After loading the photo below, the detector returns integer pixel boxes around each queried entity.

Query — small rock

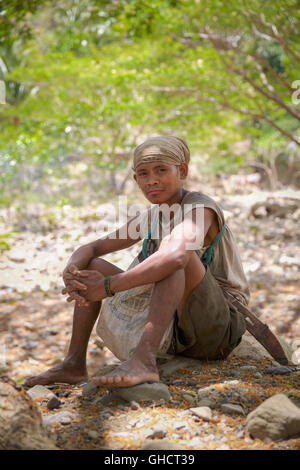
[181,393,195,402]
[43,411,77,427]
[26,385,56,401]
[239,365,257,372]
[189,406,212,421]
[197,385,216,399]
[47,396,61,410]
[254,372,263,379]
[130,400,140,410]
[264,366,291,375]
[197,399,214,408]
[246,393,300,441]
[229,331,294,363]
[221,403,244,415]
[87,430,99,440]
[82,382,97,397]
[147,427,167,439]
[158,357,201,377]
[115,382,170,402]
[141,440,186,450]
[8,251,25,262]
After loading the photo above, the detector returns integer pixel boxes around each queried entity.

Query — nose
[146,173,159,187]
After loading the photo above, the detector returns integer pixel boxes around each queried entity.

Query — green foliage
[0,0,299,205]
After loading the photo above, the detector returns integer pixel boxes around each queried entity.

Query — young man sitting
[25,136,249,389]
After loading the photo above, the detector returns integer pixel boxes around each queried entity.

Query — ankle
[63,355,87,372]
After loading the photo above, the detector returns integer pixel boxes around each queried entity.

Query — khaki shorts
[169,266,246,360]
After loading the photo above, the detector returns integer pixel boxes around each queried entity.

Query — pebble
[26,385,56,401]
[87,430,99,440]
[181,393,195,402]
[47,396,61,410]
[264,366,291,375]
[221,403,244,415]
[115,382,171,402]
[82,382,98,397]
[130,400,140,410]
[189,406,212,422]
[239,365,257,372]
[146,427,167,439]
[197,399,213,408]
[43,411,77,427]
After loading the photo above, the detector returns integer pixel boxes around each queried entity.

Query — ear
[178,162,188,180]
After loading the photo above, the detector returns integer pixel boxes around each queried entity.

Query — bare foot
[92,355,159,388]
[24,362,87,387]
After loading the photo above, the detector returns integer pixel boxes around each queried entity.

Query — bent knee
[87,258,105,271]
[87,258,124,276]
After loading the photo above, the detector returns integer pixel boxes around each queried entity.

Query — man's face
[133,161,188,205]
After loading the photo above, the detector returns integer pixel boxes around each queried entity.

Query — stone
[82,382,97,397]
[130,400,140,410]
[146,427,167,439]
[87,430,99,440]
[47,396,61,410]
[26,385,56,401]
[221,403,244,415]
[229,331,295,364]
[263,366,291,375]
[43,411,77,428]
[141,440,186,450]
[114,382,171,402]
[239,365,257,372]
[189,406,212,421]
[157,356,202,377]
[181,393,195,402]
[246,394,300,441]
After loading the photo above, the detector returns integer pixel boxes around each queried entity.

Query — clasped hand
[62,264,106,307]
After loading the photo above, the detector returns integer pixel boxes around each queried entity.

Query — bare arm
[63,214,141,272]
[109,207,217,293]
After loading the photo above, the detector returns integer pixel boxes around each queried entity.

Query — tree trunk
[0,376,57,450]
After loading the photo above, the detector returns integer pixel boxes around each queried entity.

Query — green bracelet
[104,276,115,297]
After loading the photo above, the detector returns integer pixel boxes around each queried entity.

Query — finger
[67,279,87,290]
[75,270,91,277]
[62,285,79,294]
[66,292,86,303]
[68,264,79,274]
[64,273,78,280]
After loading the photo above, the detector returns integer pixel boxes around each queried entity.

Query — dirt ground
[0,181,300,450]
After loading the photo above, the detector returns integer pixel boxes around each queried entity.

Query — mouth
[147,189,164,195]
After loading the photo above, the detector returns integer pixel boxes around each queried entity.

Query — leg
[24,258,123,386]
[94,251,205,388]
